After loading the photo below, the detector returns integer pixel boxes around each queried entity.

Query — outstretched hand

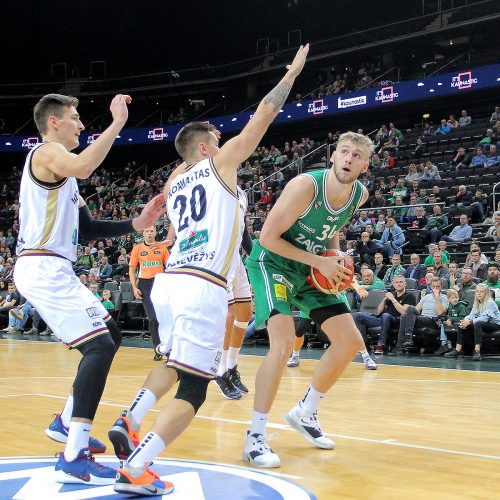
[132,194,166,232]
[110,94,132,125]
[286,44,310,78]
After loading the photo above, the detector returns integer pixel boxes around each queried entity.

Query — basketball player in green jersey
[242,131,373,468]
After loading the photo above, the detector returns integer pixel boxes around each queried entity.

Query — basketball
[308,249,354,294]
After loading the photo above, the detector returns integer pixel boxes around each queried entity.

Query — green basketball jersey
[249,168,365,277]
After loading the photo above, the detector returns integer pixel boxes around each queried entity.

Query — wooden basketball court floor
[1,337,500,499]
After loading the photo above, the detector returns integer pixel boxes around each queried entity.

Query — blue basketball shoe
[55,448,116,485]
[45,414,107,454]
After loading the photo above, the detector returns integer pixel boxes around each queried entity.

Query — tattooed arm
[214,44,309,177]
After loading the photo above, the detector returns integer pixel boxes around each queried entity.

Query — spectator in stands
[381,150,395,169]
[373,213,386,238]
[390,277,449,355]
[449,146,472,173]
[425,204,449,243]
[370,190,387,211]
[404,164,420,185]
[77,247,95,269]
[354,275,416,355]
[440,213,472,243]
[112,254,129,281]
[452,266,475,301]
[392,196,408,223]
[408,205,428,228]
[424,243,449,266]
[485,212,500,242]
[470,146,487,173]
[352,210,372,234]
[435,289,468,355]
[449,186,473,216]
[0,282,20,325]
[359,268,385,291]
[483,262,500,306]
[417,187,428,205]
[405,254,426,281]
[470,188,487,221]
[485,144,500,167]
[447,115,458,129]
[383,254,405,286]
[79,274,88,288]
[375,215,405,257]
[7,301,37,335]
[445,284,500,361]
[356,232,378,266]
[411,138,427,160]
[438,240,451,261]
[448,261,462,288]
[435,119,452,135]
[458,109,472,127]
[419,160,441,186]
[490,106,500,125]
[469,249,488,281]
[479,129,496,147]
[418,269,435,293]
[371,253,389,281]
[405,193,419,221]
[433,251,450,288]
[101,289,115,312]
[0,261,14,284]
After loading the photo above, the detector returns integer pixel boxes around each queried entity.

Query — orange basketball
[308,249,354,294]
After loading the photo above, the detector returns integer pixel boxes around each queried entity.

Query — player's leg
[137,278,161,359]
[227,299,252,392]
[284,291,364,450]
[213,302,242,399]
[288,314,310,367]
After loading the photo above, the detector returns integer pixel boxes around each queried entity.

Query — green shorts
[246,256,349,328]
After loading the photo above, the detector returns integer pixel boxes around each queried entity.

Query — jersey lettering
[174,185,207,232]
[295,233,323,254]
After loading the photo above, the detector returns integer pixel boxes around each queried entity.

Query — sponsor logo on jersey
[85,307,101,318]
[0,457,316,499]
[142,260,163,267]
[451,71,477,90]
[92,321,101,327]
[375,86,399,103]
[140,251,149,256]
[179,230,208,252]
[71,227,78,246]
[337,95,366,109]
[295,233,324,254]
[314,201,322,209]
[147,127,169,141]
[272,273,294,291]
[307,99,329,115]
[274,283,288,301]
[22,137,40,149]
[87,133,101,145]
[298,221,315,234]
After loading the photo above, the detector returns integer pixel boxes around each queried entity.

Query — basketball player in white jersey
[14,93,164,486]
[215,186,254,399]
[109,44,309,496]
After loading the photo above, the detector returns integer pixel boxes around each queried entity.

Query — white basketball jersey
[165,158,241,283]
[237,186,248,239]
[16,143,80,261]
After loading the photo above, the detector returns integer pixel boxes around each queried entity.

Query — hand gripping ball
[308,249,354,294]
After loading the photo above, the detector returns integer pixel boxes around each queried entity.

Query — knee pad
[174,371,210,414]
[233,320,249,329]
[106,318,122,351]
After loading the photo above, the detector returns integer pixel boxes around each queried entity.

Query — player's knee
[174,371,210,414]
[106,318,122,351]
[270,335,295,362]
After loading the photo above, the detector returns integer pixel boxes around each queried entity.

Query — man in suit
[405,253,426,282]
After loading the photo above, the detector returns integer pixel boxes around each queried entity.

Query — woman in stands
[445,284,500,361]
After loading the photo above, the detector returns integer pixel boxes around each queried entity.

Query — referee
[129,226,169,359]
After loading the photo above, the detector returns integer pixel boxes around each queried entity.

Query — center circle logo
[0,457,317,499]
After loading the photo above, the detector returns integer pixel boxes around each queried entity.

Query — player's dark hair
[174,122,213,160]
[34,93,79,135]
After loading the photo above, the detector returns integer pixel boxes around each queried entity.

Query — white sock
[292,350,300,357]
[227,346,240,370]
[129,388,157,425]
[128,432,166,468]
[64,421,91,461]
[250,410,269,436]
[60,394,74,428]
[300,385,324,414]
[359,348,370,360]
[217,350,228,377]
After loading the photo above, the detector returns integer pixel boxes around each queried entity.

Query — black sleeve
[241,223,253,255]
[79,205,135,241]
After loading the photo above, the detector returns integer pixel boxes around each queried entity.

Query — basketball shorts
[227,259,252,305]
[152,269,227,379]
[13,255,110,348]
[246,256,349,328]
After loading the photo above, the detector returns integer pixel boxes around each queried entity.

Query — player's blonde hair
[337,131,374,156]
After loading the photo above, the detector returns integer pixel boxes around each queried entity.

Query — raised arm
[32,95,131,180]
[213,45,309,176]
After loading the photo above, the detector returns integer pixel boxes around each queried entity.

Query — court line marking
[5,392,500,463]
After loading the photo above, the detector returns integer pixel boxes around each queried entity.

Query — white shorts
[152,270,227,378]
[226,259,252,305]
[13,254,110,348]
